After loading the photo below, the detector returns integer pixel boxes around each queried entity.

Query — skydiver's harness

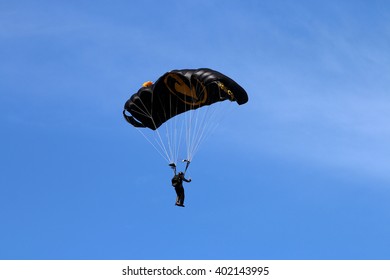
[170,160,190,188]
[171,161,190,188]
[171,175,181,188]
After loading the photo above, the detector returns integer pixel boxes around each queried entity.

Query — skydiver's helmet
[178,172,184,177]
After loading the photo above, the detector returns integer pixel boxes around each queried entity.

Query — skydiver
[171,171,191,207]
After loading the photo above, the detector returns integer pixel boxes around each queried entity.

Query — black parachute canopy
[123,68,248,130]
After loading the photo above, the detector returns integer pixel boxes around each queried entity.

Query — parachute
[123,68,248,169]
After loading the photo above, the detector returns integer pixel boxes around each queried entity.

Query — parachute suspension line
[195,85,226,156]
[185,80,198,163]
[188,107,210,161]
[194,82,218,159]
[183,80,198,162]
[158,87,184,166]
[184,78,217,162]
[186,81,206,161]
[174,101,185,165]
[134,127,170,163]
[153,87,183,165]
[155,124,172,163]
[187,82,235,161]
[135,96,172,163]
[185,104,191,162]
[152,89,174,163]
[166,87,183,165]
[188,104,213,161]
[170,91,183,165]
[164,90,175,163]
[191,101,224,159]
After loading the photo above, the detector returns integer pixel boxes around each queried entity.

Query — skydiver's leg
[174,186,185,206]
[175,187,181,205]
[180,188,185,205]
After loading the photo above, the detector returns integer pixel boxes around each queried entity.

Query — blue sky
[1,0,390,259]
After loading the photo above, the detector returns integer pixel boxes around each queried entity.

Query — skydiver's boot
[178,196,185,207]
[175,196,180,206]
[175,197,184,207]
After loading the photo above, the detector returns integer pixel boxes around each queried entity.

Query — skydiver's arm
[183,177,191,183]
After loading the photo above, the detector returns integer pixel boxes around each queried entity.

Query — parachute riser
[183,159,191,175]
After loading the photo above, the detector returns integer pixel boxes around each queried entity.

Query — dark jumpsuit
[172,175,191,206]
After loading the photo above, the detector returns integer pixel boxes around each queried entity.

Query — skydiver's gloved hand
[188,179,192,182]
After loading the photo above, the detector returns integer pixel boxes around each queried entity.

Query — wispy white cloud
[229,2,390,180]
[244,81,390,180]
